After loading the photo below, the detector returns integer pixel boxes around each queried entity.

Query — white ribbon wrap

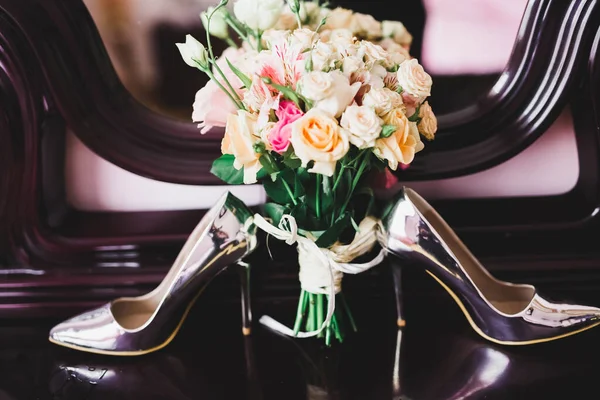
[253,213,385,338]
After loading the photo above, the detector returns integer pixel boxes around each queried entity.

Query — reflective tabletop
[1,274,600,400]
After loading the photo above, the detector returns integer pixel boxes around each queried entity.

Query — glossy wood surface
[1,0,600,316]
[1,267,600,399]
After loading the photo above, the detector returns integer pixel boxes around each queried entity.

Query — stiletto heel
[391,261,405,329]
[49,191,258,355]
[380,187,600,345]
[238,261,253,336]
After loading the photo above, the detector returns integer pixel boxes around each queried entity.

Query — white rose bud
[234,0,283,31]
[200,7,229,40]
[176,34,209,70]
[396,59,432,102]
[298,70,362,118]
[382,20,413,47]
[341,104,383,149]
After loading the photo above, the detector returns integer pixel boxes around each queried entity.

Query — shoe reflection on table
[394,321,600,400]
[48,335,263,400]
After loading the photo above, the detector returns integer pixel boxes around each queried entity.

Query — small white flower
[396,59,432,102]
[310,41,338,71]
[200,7,229,40]
[341,104,383,149]
[176,34,209,70]
[234,0,283,31]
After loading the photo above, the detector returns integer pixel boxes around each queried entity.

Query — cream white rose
[409,121,425,153]
[273,11,298,30]
[358,41,388,67]
[290,108,350,176]
[378,38,409,66]
[310,41,338,71]
[200,7,229,40]
[373,111,421,170]
[362,87,402,116]
[382,20,413,46]
[298,70,361,118]
[418,101,437,140]
[291,28,318,49]
[233,0,283,31]
[341,104,383,149]
[342,55,365,77]
[350,13,382,39]
[299,1,321,24]
[221,111,263,184]
[396,59,432,102]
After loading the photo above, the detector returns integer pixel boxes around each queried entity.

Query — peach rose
[350,13,382,39]
[374,111,421,170]
[418,101,437,140]
[221,111,263,184]
[290,108,350,176]
[396,59,432,103]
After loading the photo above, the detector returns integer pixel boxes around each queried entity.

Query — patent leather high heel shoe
[381,187,600,345]
[49,192,258,356]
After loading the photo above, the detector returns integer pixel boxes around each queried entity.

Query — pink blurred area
[421,0,528,74]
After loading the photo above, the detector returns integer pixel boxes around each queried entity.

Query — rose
[340,104,383,149]
[233,0,283,31]
[298,70,361,118]
[418,101,437,140]
[192,80,237,134]
[341,55,365,77]
[267,101,304,153]
[323,7,354,30]
[290,108,350,176]
[382,20,413,47]
[358,41,387,64]
[291,28,318,49]
[310,41,338,71]
[378,38,410,66]
[362,87,402,116]
[200,7,229,40]
[274,12,298,31]
[373,111,421,170]
[409,120,425,153]
[221,111,263,184]
[176,34,209,70]
[396,59,432,102]
[350,13,382,39]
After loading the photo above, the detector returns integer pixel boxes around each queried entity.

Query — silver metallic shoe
[49,191,257,356]
[381,187,600,345]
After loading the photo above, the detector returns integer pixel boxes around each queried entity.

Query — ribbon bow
[253,213,385,338]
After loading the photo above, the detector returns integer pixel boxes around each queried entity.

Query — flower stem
[282,179,298,206]
[316,174,321,219]
[306,294,315,331]
[293,290,307,335]
[316,293,324,338]
[205,5,246,110]
[338,151,371,216]
[205,70,244,110]
[225,37,238,48]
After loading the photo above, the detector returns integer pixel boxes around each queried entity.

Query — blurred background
[71,0,578,212]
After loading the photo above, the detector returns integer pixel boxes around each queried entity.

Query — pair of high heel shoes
[49,188,600,355]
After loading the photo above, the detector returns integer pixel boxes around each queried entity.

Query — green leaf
[259,153,280,175]
[226,58,252,89]
[263,202,288,226]
[290,202,308,226]
[261,77,302,108]
[263,169,296,205]
[294,172,306,198]
[315,213,351,248]
[210,154,244,184]
[408,105,422,122]
[380,124,396,138]
[283,148,302,169]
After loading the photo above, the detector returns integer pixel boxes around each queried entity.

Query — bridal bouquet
[177,0,436,345]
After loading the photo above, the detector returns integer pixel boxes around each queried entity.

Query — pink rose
[192,81,237,134]
[268,101,304,153]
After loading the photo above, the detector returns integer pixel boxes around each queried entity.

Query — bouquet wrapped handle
[253,214,386,338]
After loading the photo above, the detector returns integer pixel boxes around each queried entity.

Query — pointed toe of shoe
[49,304,124,352]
